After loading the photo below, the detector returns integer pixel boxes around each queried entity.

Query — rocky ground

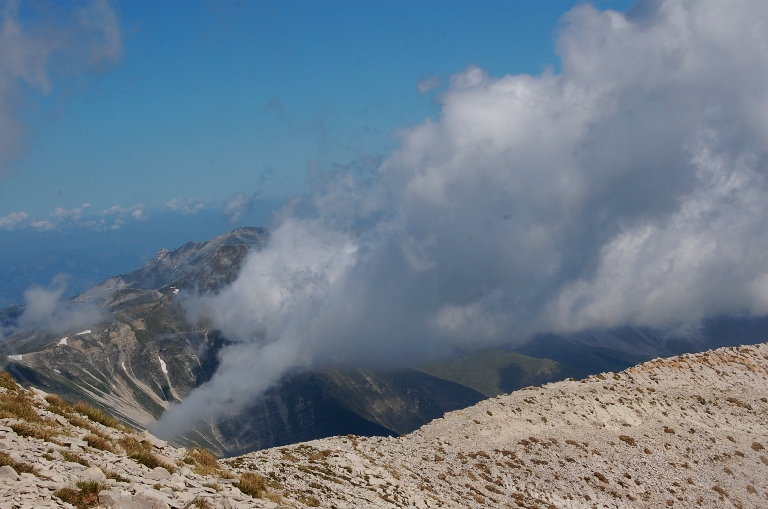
[2,343,768,508]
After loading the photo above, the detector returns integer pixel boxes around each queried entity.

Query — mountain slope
[225,342,768,508]
[3,342,766,509]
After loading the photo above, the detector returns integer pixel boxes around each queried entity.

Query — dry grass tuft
[0,450,37,475]
[0,390,42,422]
[60,450,90,467]
[185,447,229,476]
[10,422,59,442]
[118,436,175,473]
[0,371,19,392]
[238,472,269,498]
[53,481,110,509]
[84,434,115,453]
[73,401,122,429]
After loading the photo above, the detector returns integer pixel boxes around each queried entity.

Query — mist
[156,0,768,435]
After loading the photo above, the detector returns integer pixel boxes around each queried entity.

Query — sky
[0,0,633,305]
[3,0,768,434]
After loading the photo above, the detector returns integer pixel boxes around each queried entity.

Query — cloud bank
[157,0,768,434]
[12,275,103,336]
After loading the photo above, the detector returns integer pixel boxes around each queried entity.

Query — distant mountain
[0,227,486,456]
[4,226,767,458]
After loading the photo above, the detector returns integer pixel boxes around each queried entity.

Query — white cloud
[223,193,252,223]
[166,197,207,215]
[16,275,103,334]
[417,75,441,94]
[0,211,27,230]
[0,0,121,182]
[157,0,768,434]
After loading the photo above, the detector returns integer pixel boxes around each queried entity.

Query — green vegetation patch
[419,350,562,397]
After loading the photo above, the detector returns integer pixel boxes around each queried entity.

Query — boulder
[148,466,172,480]
[0,465,18,481]
[81,466,107,482]
[133,491,171,509]
[99,489,123,507]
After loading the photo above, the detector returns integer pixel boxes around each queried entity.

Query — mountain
[0,227,489,456]
[4,225,767,459]
[2,342,766,508]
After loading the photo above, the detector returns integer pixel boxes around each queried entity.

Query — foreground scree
[2,343,768,508]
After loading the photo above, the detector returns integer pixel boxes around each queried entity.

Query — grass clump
[193,499,211,509]
[73,401,121,429]
[0,371,20,391]
[297,493,320,506]
[45,394,74,417]
[84,434,115,453]
[10,422,59,442]
[118,436,175,473]
[0,390,42,422]
[53,481,110,509]
[239,472,268,498]
[61,450,90,467]
[101,468,130,483]
[185,447,224,476]
[0,450,37,475]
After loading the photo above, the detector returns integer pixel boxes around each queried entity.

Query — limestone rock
[0,465,18,481]
[81,465,107,482]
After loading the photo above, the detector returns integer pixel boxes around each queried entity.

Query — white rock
[148,467,171,480]
[0,465,18,481]
[133,491,171,509]
[99,489,123,507]
[81,466,107,482]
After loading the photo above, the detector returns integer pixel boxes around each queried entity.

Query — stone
[81,466,107,482]
[99,489,123,507]
[148,467,171,480]
[133,491,171,509]
[0,465,18,481]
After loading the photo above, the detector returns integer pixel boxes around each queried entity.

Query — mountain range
[1,226,767,458]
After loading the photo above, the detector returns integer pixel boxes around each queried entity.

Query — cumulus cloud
[157,0,768,434]
[15,275,103,335]
[0,0,121,181]
[0,211,27,230]
[166,197,208,215]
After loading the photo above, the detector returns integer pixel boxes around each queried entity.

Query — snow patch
[8,355,22,361]
[173,288,179,295]
[158,356,168,375]
[76,330,91,336]
[53,369,61,374]
[121,362,126,371]
[58,337,67,346]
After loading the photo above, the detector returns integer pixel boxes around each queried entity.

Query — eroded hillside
[2,343,767,508]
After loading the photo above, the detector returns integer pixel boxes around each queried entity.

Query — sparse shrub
[751,441,764,451]
[713,485,727,497]
[663,426,675,434]
[0,451,37,475]
[73,402,121,429]
[308,449,332,461]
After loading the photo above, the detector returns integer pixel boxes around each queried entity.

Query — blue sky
[0,0,635,304]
